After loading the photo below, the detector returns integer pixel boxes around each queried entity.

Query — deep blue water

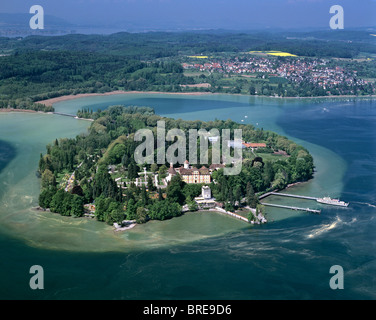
[278,100,376,205]
[0,97,375,300]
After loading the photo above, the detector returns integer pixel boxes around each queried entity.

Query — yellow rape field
[188,55,209,59]
[266,51,297,57]
[249,50,297,57]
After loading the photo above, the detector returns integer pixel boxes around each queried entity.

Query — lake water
[0,94,375,299]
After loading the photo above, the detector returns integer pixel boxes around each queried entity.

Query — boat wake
[351,201,376,209]
[306,216,341,239]
[365,203,376,209]
[306,216,357,239]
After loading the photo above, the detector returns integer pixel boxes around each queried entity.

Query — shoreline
[35,90,376,107]
[0,108,38,113]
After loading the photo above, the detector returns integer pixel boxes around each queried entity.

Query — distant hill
[0,13,72,28]
[0,13,74,37]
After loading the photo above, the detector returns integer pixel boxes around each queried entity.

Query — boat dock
[268,192,318,201]
[259,191,320,214]
[258,191,348,213]
[259,191,318,201]
[260,202,321,214]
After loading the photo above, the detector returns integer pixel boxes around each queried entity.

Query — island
[37,105,314,229]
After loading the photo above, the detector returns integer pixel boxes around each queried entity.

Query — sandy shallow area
[35,90,215,106]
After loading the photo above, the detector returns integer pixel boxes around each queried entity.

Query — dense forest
[1,30,375,59]
[0,50,190,112]
[38,105,314,225]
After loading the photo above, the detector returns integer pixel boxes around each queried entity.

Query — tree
[50,189,66,214]
[159,164,168,178]
[262,161,274,188]
[70,194,84,217]
[107,143,126,164]
[147,174,155,192]
[272,169,288,190]
[158,188,164,201]
[41,169,56,188]
[148,200,182,220]
[151,163,159,173]
[136,207,147,224]
[248,210,255,222]
[233,185,242,206]
[38,186,57,209]
[183,183,202,200]
[106,201,124,225]
[187,200,198,211]
[225,202,235,212]
[94,195,108,221]
[140,185,149,205]
[246,182,258,208]
[61,192,73,216]
[166,175,185,205]
[126,198,137,220]
[128,161,138,180]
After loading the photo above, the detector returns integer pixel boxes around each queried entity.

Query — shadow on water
[0,140,17,175]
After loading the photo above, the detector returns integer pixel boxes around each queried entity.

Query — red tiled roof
[243,142,266,148]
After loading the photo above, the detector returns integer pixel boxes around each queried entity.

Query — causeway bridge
[53,112,76,118]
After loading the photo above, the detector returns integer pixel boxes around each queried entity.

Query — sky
[1,0,375,31]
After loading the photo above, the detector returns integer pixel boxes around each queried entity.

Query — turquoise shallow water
[0,95,375,299]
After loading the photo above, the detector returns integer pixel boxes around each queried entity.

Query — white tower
[202,186,211,199]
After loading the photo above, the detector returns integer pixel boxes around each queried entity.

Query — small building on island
[242,142,267,150]
[194,186,216,209]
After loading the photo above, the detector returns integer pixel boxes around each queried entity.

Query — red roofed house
[242,142,267,150]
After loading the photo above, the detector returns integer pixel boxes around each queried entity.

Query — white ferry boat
[317,197,349,207]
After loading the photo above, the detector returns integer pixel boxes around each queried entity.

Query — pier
[258,191,318,201]
[260,202,321,214]
[267,192,318,201]
[259,191,320,214]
